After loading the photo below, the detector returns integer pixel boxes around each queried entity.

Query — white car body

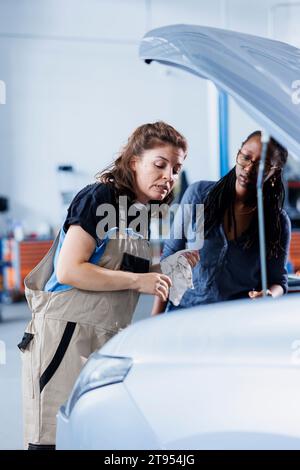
[57,296,300,449]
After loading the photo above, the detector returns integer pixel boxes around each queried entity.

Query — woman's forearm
[57,262,138,292]
[151,295,167,316]
[57,261,172,301]
[269,284,284,298]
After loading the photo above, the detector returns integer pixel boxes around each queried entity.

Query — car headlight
[62,352,132,418]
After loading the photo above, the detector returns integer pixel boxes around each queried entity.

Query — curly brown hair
[97,121,188,204]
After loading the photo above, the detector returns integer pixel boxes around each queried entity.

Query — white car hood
[139,24,300,158]
[101,295,300,367]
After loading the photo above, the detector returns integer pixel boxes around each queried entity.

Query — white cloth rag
[160,249,194,306]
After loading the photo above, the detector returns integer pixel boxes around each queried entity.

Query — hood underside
[140,24,300,158]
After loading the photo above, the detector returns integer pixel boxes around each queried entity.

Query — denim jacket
[162,181,291,310]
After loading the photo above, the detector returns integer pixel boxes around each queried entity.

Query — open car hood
[139,24,300,158]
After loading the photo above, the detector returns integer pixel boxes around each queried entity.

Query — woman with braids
[19,121,199,448]
[152,130,291,314]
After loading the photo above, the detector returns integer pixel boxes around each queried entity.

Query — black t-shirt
[63,182,150,244]
[63,183,118,245]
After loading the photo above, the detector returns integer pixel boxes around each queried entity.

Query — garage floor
[0,294,154,450]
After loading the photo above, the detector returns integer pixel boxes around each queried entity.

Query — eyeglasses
[236,150,282,174]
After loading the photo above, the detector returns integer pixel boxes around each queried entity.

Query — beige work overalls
[19,230,151,449]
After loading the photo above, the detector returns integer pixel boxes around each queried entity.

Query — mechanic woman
[18,121,199,449]
[152,130,291,315]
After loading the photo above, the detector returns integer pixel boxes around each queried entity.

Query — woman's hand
[248,289,272,298]
[182,250,200,268]
[248,284,284,299]
[136,273,172,301]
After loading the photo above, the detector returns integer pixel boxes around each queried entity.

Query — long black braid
[204,131,288,258]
